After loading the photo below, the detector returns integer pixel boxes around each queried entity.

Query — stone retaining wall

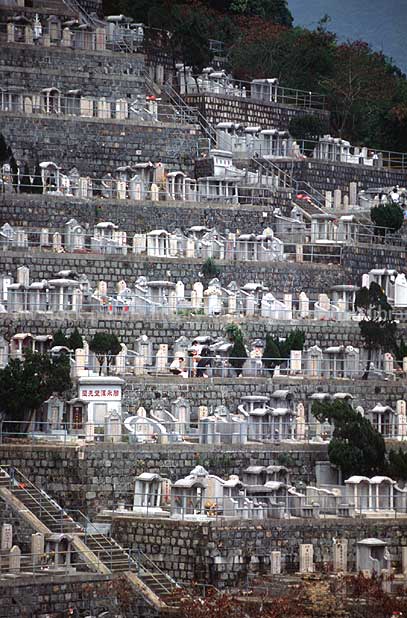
[185,93,329,132]
[0,193,292,233]
[0,444,326,516]
[277,159,407,194]
[0,573,157,618]
[0,44,145,98]
[2,312,403,349]
[0,249,345,293]
[0,113,199,176]
[122,376,406,421]
[111,516,407,587]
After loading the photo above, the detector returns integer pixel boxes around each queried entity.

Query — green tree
[289,115,329,156]
[225,323,247,376]
[393,336,407,367]
[312,399,386,479]
[52,329,69,348]
[262,333,281,375]
[0,351,71,429]
[31,160,43,195]
[371,201,404,234]
[0,133,8,165]
[279,329,305,358]
[201,257,220,280]
[9,154,19,193]
[68,328,83,351]
[229,0,293,25]
[387,448,407,482]
[262,330,305,372]
[90,333,122,375]
[321,41,399,139]
[355,282,397,379]
[19,162,32,194]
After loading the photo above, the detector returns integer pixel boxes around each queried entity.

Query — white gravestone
[299,292,309,318]
[31,532,45,566]
[296,402,306,441]
[156,344,168,372]
[1,524,12,550]
[9,545,21,574]
[299,544,314,573]
[270,550,282,575]
[85,421,95,442]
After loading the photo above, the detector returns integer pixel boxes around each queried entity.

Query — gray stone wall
[0,113,199,176]
[111,516,407,587]
[0,312,375,348]
[276,159,407,193]
[0,444,326,516]
[0,500,36,553]
[0,249,346,293]
[1,195,405,273]
[185,94,329,132]
[122,376,407,422]
[0,193,292,233]
[0,573,158,618]
[0,44,145,98]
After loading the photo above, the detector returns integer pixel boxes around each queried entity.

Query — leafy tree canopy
[262,329,305,369]
[0,351,71,425]
[68,327,84,351]
[201,257,220,280]
[103,0,407,151]
[355,282,397,377]
[52,329,69,348]
[262,334,281,370]
[225,323,248,374]
[0,133,9,165]
[371,201,404,233]
[312,400,386,478]
[90,332,122,375]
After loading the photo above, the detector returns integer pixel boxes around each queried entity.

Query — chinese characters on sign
[80,389,120,398]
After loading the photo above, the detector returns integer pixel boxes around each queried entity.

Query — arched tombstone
[9,545,21,574]
[295,402,306,441]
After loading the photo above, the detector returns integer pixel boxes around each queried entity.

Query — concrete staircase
[0,466,181,611]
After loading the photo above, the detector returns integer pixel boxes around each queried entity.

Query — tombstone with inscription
[299,544,314,573]
[1,524,12,551]
[31,532,45,566]
[333,539,348,573]
[270,550,282,575]
[104,410,122,443]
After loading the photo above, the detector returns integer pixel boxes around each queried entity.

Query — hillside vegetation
[103,0,407,153]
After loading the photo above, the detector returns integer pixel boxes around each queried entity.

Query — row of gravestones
[1,523,45,574]
[271,540,345,575]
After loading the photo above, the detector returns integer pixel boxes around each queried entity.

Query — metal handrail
[251,155,332,212]
[162,80,217,145]
[71,508,175,590]
[0,465,77,531]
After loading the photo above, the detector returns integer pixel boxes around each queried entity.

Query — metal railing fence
[0,414,405,445]
[65,492,407,521]
[0,228,350,262]
[0,90,197,126]
[183,78,326,110]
